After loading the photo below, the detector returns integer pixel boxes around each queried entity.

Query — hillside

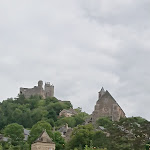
[0,95,150,150]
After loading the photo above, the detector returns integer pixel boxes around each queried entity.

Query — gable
[34,130,54,144]
[97,91,125,114]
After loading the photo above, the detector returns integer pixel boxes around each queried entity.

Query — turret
[44,82,54,97]
[38,80,43,88]
[98,87,105,99]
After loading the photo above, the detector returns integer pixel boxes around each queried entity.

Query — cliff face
[92,88,125,123]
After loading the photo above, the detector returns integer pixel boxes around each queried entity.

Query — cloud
[0,0,150,120]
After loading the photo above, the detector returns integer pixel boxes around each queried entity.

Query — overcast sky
[0,0,150,120]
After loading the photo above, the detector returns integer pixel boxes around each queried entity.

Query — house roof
[60,108,77,115]
[34,130,54,144]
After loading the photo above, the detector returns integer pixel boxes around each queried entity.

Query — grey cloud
[0,0,150,120]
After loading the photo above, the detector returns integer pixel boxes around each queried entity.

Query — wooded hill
[0,95,150,150]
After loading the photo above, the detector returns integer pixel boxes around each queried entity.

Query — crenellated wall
[20,80,54,98]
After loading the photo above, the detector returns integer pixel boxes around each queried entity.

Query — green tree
[12,108,23,124]
[96,117,113,128]
[74,112,89,126]
[4,123,24,145]
[84,145,107,150]
[53,131,65,150]
[0,144,2,150]
[56,117,76,128]
[92,131,110,149]
[67,124,94,149]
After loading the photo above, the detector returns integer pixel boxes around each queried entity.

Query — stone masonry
[31,130,55,150]
[92,87,125,123]
[20,80,54,99]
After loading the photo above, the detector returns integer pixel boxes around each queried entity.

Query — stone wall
[20,80,54,98]
[44,82,54,97]
[92,88,125,123]
[31,142,55,150]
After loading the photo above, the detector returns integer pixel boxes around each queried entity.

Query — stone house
[58,123,73,141]
[59,108,77,117]
[31,130,55,150]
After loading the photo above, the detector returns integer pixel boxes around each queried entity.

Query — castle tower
[38,80,43,88]
[44,82,54,97]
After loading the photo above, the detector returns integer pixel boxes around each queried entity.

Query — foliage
[4,123,24,145]
[92,131,110,149]
[53,131,65,150]
[105,117,150,150]
[0,144,2,150]
[66,124,94,149]
[1,95,150,150]
[84,145,107,150]
[0,96,72,130]
[56,111,89,128]
[96,117,113,128]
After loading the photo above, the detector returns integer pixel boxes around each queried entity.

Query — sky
[0,0,150,120]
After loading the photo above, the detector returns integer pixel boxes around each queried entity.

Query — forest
[0,95,150,150]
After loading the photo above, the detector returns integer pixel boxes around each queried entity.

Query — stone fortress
[91,87,125,123]
[20,80,54,99]
[19,80,125,123]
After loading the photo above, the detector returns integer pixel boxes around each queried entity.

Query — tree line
[0,95,150,150]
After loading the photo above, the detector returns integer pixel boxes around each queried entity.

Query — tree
[92,131,110,149]
[105,117,150,150]
[96,117,113,128]
[66,124,94,149]
[12,108,23,124]
[53,131,65,150]
[0,144,2,150]
[74,112,89,126]
[4,123,24,145]
[56,116,76,128]
[47,109,57,121]
[84,145,107,150]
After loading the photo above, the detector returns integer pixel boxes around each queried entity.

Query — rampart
[20,80,54,98]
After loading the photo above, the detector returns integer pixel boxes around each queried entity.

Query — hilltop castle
[91,88,125,123]
[20,80,54,98]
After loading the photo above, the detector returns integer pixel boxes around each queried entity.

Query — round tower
[38,80,43,88]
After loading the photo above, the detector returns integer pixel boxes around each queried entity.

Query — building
[59,108,77,117]
[24,128,30,141]
[31,130,55,150]
[20,80,54,98]
[0,134,8,142]
[0,129,30,142]
[92,87,125,123]
[58,123,73,141]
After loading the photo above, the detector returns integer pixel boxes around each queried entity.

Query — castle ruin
[92,87,125,123]
[20,80,54,98]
